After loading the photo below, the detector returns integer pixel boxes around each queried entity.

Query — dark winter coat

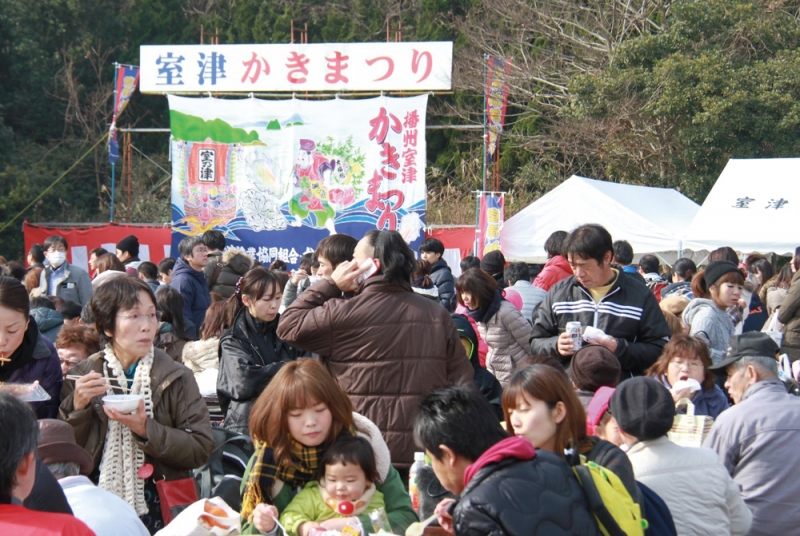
[169,257,211,334]
[1,319,62,419]
[453,449,600,536]
[277,276,473,467]
[210,249,255,300]
[430,258,456,311]
[780,270,800,361]
[216,309,300,434]
[531,270,671,375]
[154,322,190,362]
[30,307,64,343]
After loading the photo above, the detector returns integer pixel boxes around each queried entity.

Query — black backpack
[192,427,255,511]
[636,481,677,536]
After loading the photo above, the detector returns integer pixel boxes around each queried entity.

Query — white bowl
[102,394,143,414]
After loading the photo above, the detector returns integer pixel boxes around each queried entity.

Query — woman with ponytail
[217,266,302,434]
[682,261,745,363]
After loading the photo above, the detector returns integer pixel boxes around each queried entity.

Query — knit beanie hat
[480,250,506,274]
[570,346,621,392]
[610,377,675,441]
[704,260,740,288]
[116,235,140,257]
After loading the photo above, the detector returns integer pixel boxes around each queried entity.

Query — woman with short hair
[59,277,214,532]
[646,334,728,419]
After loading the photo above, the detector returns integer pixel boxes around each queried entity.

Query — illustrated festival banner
[109,65,140,164]
[168,95,428,267]
[141,43,452,93]
[485,56,511,164]
[475,193,504,258]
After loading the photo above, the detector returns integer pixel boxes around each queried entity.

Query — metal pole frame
[110,63,119,222]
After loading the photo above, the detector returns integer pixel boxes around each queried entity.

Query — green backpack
[570,454,647,536]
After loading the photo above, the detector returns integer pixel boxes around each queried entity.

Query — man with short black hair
[36,236,92,307]
[169,236,210,334]
[419,237,455,311]
[157,257,175,286]
[137,261,160,293]
[0,393,94,535]
[638,254,667,298]
[530,224,670,376]
[612,240,645,285]
[504,262,546,321]
[704,332,800,536]
[27,244,45,271]
[201,229,226,283]
[57,301,83,326]
[279,230,472,467]
[414,385,599,536]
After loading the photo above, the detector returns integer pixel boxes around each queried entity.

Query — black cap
[609,377,674,441]
[709,332,780,374]
[480,250,506,274]
[116,235,139,257]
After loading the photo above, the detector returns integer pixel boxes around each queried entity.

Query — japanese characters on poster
[168,95,428,267]
[476,193,504,258]
[141,43,452,93]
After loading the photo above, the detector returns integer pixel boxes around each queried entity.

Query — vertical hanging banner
[485,57,512,164]
[476,193,504,258]
[109,65,140,164]
[168,95,427,266]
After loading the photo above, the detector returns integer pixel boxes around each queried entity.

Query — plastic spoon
[405,514,437,536]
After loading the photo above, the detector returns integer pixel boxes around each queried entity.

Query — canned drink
[566,321,583,351]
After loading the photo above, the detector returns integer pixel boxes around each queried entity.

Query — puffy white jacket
[477,300,532,387]
[627,436,751,536]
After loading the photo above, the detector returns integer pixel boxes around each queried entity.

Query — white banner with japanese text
[168,95,427,267]
[141,42,452,93]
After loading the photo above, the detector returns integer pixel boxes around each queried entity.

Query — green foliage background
[1,0,799,259]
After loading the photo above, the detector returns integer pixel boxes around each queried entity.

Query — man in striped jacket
[530,224,670,376]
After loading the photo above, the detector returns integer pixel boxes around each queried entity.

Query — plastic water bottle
[409,451,425,514]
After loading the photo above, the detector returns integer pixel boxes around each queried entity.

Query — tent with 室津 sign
[502,176,700,264]
[682,158,800,255]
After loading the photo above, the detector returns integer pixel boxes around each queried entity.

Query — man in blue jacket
[169,236,209,339]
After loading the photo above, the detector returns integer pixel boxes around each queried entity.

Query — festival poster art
[168,95,427,267]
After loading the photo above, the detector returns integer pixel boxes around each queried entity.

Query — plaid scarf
[240,439,325,522]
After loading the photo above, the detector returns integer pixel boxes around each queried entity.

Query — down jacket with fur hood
[210,248,255,300]
[477,300,532,386]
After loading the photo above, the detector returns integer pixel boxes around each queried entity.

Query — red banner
[23,221,172,273]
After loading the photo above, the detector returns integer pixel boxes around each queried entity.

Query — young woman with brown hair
[646,334,728,419]
[240,359,416,535]
[456,268,531,386]
[682,261,745,363]
[502,364,640,502]
[216,266,301,434]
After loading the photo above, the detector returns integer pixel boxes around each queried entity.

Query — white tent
[503,176,700,263]
[682,158,800,255]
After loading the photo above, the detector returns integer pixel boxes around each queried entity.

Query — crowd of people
[1,224,800,536]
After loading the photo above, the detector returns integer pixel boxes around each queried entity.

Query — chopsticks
[64,375,133,392]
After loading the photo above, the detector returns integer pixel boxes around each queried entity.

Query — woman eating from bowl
[646,334,728,419]
[59,277,214,533]
[240,358,417,535]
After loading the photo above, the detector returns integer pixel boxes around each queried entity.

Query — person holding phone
[278,230,473,469]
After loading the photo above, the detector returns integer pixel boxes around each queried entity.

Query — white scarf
[98,344,155,516]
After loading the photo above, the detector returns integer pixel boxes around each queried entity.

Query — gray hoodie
[682,298,734,363]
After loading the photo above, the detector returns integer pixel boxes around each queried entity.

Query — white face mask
[48,251,67,267]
